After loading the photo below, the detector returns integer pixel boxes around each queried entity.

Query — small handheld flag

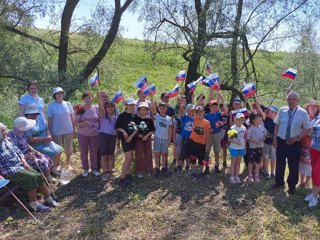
[206,63,211,75]
[89,72,99,88]
[112,91,124,104]
[187,81,197,93]
[175,70,186,82]
[143,83,156,96]
[242,83,256,98]
[212,73,220,90]
[281,68,297,80]
[168,84,179,98]
[203,74,215,88]
[135,75,148,90]
[231,108,249,117]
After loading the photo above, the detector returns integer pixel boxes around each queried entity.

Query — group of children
[96,88,278,185]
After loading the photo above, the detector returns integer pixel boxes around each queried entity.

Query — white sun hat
[14,117,36,132]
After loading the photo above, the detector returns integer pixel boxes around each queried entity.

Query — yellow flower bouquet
[227,129,238,139]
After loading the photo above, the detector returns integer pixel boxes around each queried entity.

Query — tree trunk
[58,0,80,86]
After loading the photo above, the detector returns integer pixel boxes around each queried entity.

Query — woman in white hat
[47,87,75,167]
[8,117,56,183]
[24,104,63,176]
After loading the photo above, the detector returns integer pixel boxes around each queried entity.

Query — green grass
[1,150,320,239]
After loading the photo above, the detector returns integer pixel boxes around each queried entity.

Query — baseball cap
[235,113,245,119]
[125,98,136,105]
[209,100,218,105]
[24,104,40,115]
[137,102,149,109]
[160,92,169,98]
[268,105,279,113]
[186,104,195,111]
[158,101,167,107]
[195,106,204,111]
[233,97,241,103]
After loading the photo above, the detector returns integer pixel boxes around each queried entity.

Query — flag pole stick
[4,186,39,222]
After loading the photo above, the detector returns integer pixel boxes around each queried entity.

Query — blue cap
[233,97,241,103]
[268,105,278,113]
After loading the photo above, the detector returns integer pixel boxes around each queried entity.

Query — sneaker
[235,177,241,183]
[214,166,221,173]
[46,175,57,183]
[263,172,270,179]
[137,173,143,178]
[247,176,254,182]
[120,178,132,185]
[308,196,319,208]
[287,188,296,194]
[304,193,314,202]
[92,170,100,177]
[230,177,236,184]
[33,203,50,212]
[223,161,228,168]
[45,199,59,208]
[82,170,89,177]
[254,176,260,183]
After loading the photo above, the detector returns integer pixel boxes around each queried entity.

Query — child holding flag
[152,102,172,176]
[115,98,139,185]
[228,113,247,183]
[187,106,211,178]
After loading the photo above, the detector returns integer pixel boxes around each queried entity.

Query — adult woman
[8,117,55,182]
[24,104,63,175]
[47,87,75,167]
[0,123,58,212]
[299,100,320,188]
[75,91,100,177]
[304,102,320,207]
[18,81,45,117]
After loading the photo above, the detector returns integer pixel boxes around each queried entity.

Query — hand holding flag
[206,63,211,75]
[135,75,148,90]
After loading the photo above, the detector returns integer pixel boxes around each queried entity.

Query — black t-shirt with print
[115,111,137,140]
[134,116,155,136]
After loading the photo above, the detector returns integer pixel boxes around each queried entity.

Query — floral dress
[8,129,53,172]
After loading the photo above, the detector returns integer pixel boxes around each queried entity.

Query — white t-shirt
[229,125,246,150]
[154,114,172,139]
[246,125,267,148]
[47,101,74,135]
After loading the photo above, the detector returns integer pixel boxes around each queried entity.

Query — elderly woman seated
[8,117,56,183]
[23,104,63,176]
[0,123,58,212]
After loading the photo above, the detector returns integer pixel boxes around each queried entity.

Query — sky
[34,0,145,40]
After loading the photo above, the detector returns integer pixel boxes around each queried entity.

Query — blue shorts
[229,148,246,158]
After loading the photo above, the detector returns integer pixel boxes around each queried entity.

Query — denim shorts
[229,148,246,158]
[153,137,169,153]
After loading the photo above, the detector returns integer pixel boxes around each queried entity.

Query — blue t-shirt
[263,117,275,145]
[205,112,222,134]
[180,115,194,138]
[18,94,45,112]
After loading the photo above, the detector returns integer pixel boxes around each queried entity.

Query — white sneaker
[304,193,314,202]
[308,196,318,208]
[230,177,236,184]
[92,170,100,176]
[137,173,143,178]
[235,176,241,183]
[46,175,57,183]
[82,170,89,177]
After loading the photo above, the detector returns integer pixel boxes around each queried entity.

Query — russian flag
[206,63,211,74]
[242,83,256,98]
[168,84,179,98]
[231,108,249,117]
[281,68,297,80]
[112,91,124,104]
[175,70,186,82]
[89,72,99,88]
[143,83,156,96]
[212,73,220,90]
[187,81,197,93]
[135,75,148,90]
[203,74,214,88]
